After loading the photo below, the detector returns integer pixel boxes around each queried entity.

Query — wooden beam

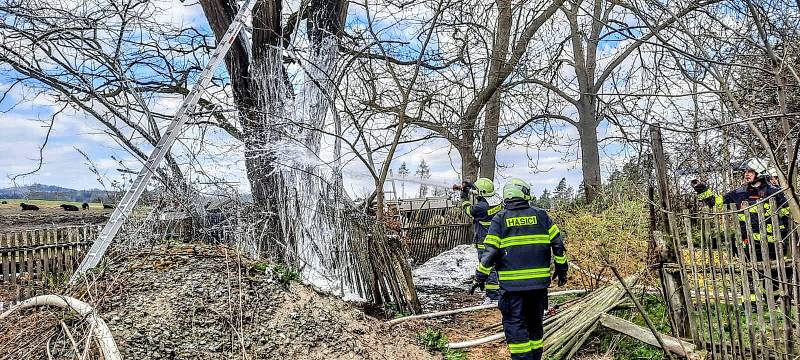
[599,314,702,358]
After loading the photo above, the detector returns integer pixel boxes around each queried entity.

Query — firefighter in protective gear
[691,168,790,259]
[472,178,567,360]
[461,177,502,300]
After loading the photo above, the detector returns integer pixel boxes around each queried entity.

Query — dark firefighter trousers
[477,247,500,300]
[499,288,547,360]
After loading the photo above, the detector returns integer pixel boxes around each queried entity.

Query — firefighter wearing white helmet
[459,177,502,301]
[691,161,790,256]
[472,178,567,360]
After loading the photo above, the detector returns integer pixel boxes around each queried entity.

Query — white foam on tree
[412,244,477,289]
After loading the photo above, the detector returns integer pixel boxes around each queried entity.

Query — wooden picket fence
[0,225,99,287]
[399,204,473,265]
[664,198,800,359]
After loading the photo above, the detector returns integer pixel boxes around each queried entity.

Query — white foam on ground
[412,244,477,289]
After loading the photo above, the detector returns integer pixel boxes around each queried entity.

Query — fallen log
[599,314,702,358]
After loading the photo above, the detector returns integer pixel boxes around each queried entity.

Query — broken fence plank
[599,313,699,358]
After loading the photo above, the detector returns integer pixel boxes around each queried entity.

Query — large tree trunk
[460,146,480,181]
[198,0,419,311]
[200,0,287,255]
[478,0,512,180]
[578,100,602,203]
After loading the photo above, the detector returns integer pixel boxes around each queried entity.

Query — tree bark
[200,0,284,219]
[478,0,512,180]
[460,146,480,181]
[408,0,565,184]
[578,101,602,203]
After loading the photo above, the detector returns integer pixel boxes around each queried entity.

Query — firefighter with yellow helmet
[472,178,568,360]
[459,177,503,302]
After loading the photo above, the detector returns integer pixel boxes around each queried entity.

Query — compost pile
[0,244,434,360]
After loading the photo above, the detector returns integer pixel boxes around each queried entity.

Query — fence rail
[398,203,473,264]
[0,225,99,285]
[665,198,800,359]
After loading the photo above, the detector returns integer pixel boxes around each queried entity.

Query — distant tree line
[532,158,650,210]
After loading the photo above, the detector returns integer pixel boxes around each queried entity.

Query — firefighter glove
[469,279,485,295]
[469,272,487,294]
[460,181,473,200]
[553,262,568,286]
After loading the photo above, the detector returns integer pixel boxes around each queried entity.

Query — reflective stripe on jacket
[463,197,503,247]
[697,184,790,242]
[477,198,566,291]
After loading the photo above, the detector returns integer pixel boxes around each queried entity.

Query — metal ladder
[71,0,259,282]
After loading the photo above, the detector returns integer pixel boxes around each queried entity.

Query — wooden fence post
[650,125,692,339]
[10,230,17,284]
[1,233,8,283]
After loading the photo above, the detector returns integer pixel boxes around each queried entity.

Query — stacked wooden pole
[541,276,632,358]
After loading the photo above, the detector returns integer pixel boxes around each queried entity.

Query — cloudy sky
[0,0,635,199]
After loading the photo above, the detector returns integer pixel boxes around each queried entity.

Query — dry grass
[551,199,652,289]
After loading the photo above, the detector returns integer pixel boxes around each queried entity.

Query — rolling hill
[0,183,113,203]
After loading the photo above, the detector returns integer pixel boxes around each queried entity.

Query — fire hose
[0,295,122,360]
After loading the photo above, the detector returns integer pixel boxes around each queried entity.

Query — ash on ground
[0,244,434,360]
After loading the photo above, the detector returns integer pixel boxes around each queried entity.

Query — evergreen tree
[415,160,431,197]
[398,162,409,198]
[553,178,575,208]
[554,178,568,202]
[538,189,552,209]
[573,181,587,207]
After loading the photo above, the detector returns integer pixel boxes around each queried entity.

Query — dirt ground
[0,201,110,231]
[407,286,623,359]
[0,244,436,360]
[400,286,509,359]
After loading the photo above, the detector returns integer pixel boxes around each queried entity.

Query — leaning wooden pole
[609,266,678,360]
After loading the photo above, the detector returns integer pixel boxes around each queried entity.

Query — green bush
[272,264,299,285]
[251,262,299,285]
[415,328,466,360]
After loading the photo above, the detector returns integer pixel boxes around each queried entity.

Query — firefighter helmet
[503,178,532,201]
[739,158,767,175]
[474,178,496,197]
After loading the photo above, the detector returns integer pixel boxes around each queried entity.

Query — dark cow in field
[60,204,79,211]
[19,203,39,211]
[103,204,115,209]
[82,202,89,210]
